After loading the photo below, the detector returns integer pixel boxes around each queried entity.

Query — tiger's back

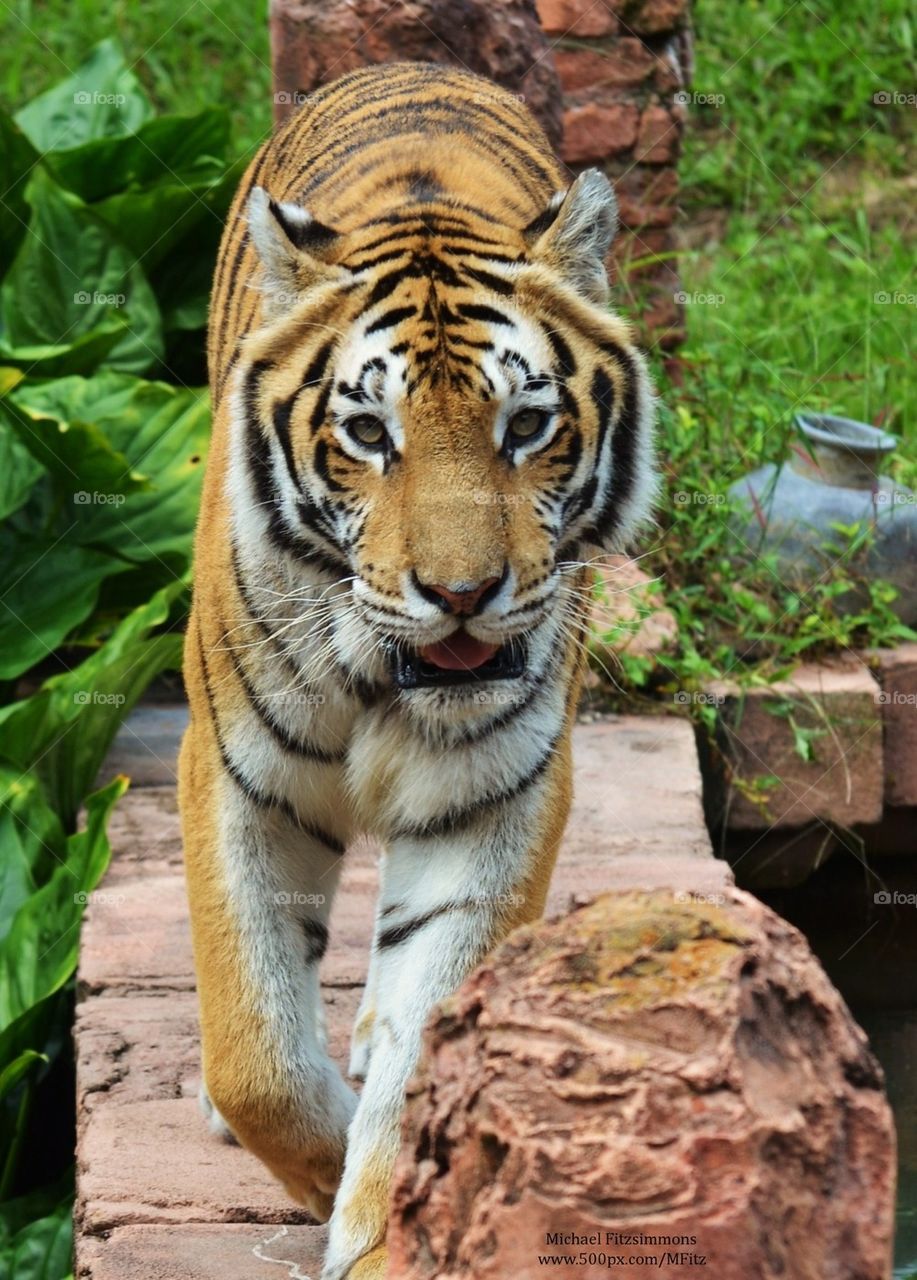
[209,63,565,401]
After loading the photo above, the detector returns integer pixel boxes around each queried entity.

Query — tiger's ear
[525,169,618,304]
[248,186,342,315]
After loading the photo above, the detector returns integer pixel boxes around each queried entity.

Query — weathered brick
[535,0,618,37]
[560,101,640,164]
[636,104,681,163]
[554,38,655,93]
[704,663,885,831]
[625,0,690,35]
[867,643,917,806]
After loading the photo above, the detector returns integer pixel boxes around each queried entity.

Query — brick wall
[270,0,690,349]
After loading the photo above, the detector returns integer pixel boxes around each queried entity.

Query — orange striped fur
[180,62,655,1279]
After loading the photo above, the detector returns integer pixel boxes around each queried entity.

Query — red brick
[867,643,917,806]
[705,663,885,831]
[636,104,681,163]
[561,102,639,164]
[625,0,690,35]
[535,0,618,37]
[554,38,654,92]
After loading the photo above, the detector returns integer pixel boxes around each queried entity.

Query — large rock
[269,0,564,150]
[388,889,896,1280]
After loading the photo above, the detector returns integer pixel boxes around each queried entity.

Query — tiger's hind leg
[179,719,356,1222]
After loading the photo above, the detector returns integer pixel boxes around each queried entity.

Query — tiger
[178,60,655,1280]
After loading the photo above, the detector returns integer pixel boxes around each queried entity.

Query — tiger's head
[236,170,656,709]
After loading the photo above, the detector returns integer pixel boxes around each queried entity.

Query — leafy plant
[0,39,238,1275]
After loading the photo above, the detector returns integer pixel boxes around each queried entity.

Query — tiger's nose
[413,572,503,615]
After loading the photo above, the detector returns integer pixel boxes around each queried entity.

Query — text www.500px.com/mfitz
[537,1231,706,1268]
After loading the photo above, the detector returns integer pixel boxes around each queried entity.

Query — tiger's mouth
[390,630,526,689]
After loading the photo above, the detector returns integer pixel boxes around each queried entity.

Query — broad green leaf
[45,107,231,204]
[0,777,125,1031]
[0,772,67,941]
[1,395,148,501]
[0,1194,72,1280]
[11,373,208,562]
[0,110,39,267]
[0,169,163,376]
[0,583,186,824]
[0,1052,47,1104]
[0,323,127,379]
[0,530,120,682]
[0,409,44,523]
[14,40,152,152]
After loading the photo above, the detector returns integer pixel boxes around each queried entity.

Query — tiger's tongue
[418,631,499,671]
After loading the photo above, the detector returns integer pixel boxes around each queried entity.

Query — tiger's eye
[347,415,386,447]
[508,408,547,440]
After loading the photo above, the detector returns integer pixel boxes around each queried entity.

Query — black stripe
[272,341,335,491]
[391,733,560,841]
[364,305,416,336]
[460,264,515,296]
[302,918,330,963]
[195,629,346,855]
[378,900,476,951]
[223,631,346,765]
[547,329,577,378]
[456,302,514,327]
[582,351,639,545]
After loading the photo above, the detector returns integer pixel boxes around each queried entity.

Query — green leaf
[0,1053,47,1104]
[0,583,186,824]
[0,530,120,682]
[2,394,148,501]
[0,323,128,379]
[0,777,125,1032]
[0,397,44,522]
[11,373,208,563]
[0,1194,72,1280]
[0,772,67,942]
[45,106,230,204]
[14,40,152,152]
[0,169,163,377]
[0,109,39,267]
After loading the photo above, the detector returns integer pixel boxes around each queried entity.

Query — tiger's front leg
[323,735,575,1280]
[179,711,357,1223]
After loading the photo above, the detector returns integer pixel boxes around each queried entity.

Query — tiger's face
[237,171,655,704]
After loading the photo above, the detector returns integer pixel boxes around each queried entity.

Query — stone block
[705,663,884,831]
[867,643,917,806]
[560,101,640,163]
